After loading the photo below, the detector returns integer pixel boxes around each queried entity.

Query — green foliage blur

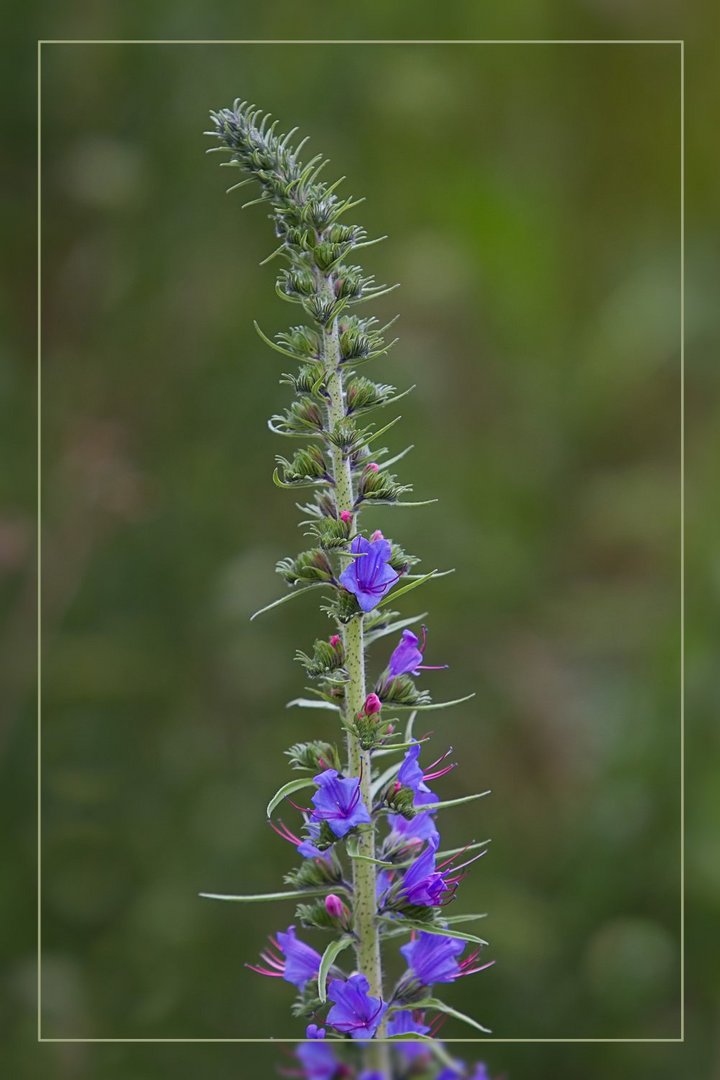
[3,7,718,1080]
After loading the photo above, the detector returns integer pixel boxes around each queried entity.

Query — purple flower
[338,535,398,612]
[298,821,331,859]
[296,1025,342,1080]
[387,626,447,678]
[387,808,440,846]
[397,836,452,907]
[387,1009,431,1061]
[396,837,487,909]
[400,931,466,984]
[270,817,333,861]
[247,925,321,989]
[311,769,372,838]
[326,973,388,1039]
[397,743,427,792]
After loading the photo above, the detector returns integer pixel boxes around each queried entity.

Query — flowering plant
[203,99,494,1079]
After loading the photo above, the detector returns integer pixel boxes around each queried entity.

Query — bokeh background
[3,5,719,1080]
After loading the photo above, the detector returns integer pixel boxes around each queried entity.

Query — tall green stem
[321,292,390,1077]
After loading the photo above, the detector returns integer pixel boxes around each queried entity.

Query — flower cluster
[204,100,493,1077]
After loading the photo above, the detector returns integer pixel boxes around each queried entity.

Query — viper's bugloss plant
[203,100,494,1079]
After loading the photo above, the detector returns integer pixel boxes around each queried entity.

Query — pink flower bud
[363,692,382,715]
[339,510,353,523]
[329,634,341,648]
[386,723,395,734]
[365,462,379,473]
[370,529,384,542]
[325,894,345,919]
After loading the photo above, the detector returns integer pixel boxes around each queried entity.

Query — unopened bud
[370,529,384,541]
[339,510,353,523]
[325,893,346,919]
[366,462,379,473]
[329,634,341,648]
[363,693,382,715]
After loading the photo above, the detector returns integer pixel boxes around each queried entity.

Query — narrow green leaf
[345,831,397,868]
[267,418,315,439]
[199,887,332,903]
[318,937,354,1003]
[272,467,327,490]
[360,415,402,448]
[377,444,414,471]
[411,998,492,1035]
[377,570,441,609]
[371,735,429,759]
[225,177,255,194]
[266,776,317,819]
[443,912,489,925]
[403,569,454,580]
[391,693,477,713]
[364,613,427,646]
[378,916,488,947]
[427,789,490,811]
[378,384,416,409]
[386,499,439,508]
[286,697,341,712]
[437,840,491,860]
[253,320,303,360]
[250,583,325,621]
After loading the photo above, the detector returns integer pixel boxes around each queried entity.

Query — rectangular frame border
[36,36,685,1045]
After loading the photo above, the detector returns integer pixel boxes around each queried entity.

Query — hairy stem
[321,289,390,1075]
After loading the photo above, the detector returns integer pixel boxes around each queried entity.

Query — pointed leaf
[286,697,341,712]
[443,912,489,925]
[364,613,427,646]
[273,467,327,490]
[378,916,488,947]
[391,693,476,713]
[437,840,491,860]
[384,499,439,508]
[318,937,354,1002]
[377,444,414,471]
[250,583,325,621]
[403,569,454,581]
[427,789,490,811]
[377,570,441,609]
[394,997,492,1035]
[371,735,430,759]
[199,887,332,903]
[266,776,317,819]
[360,415,402,448]
[253,320,306,359]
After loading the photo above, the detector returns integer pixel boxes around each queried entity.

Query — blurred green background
[3,4,719,1079]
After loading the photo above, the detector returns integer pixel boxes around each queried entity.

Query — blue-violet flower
[338,535,398,612]
[326,973,388,1039]
[388,626,447,679]
[247,925,321,989]
[311,769,372,838]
